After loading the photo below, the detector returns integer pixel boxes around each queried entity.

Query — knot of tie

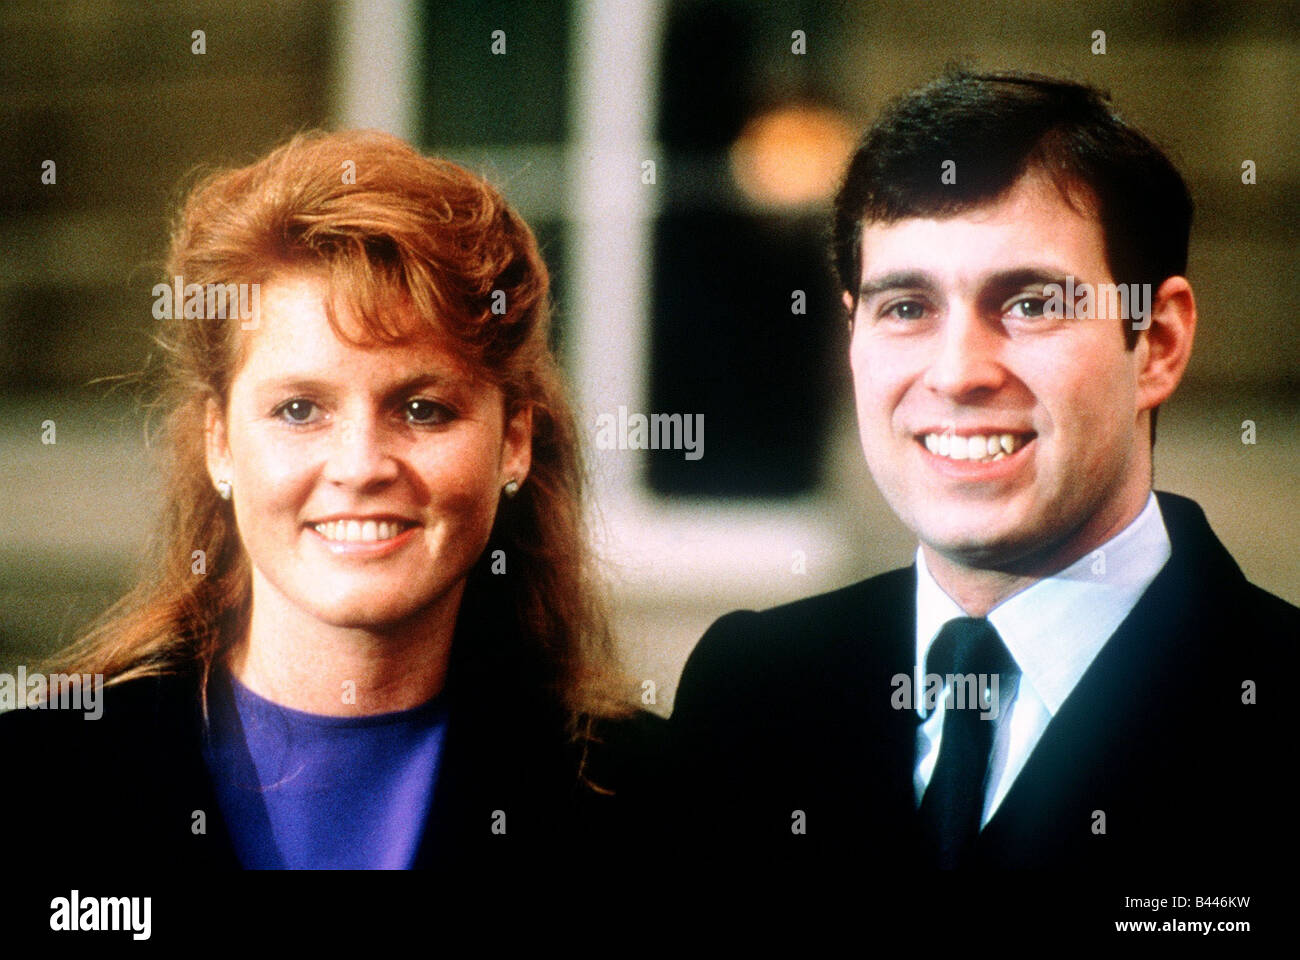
[925,616,1017,685]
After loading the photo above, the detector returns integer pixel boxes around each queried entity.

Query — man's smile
[914,430,1038,482]
[914,430,1036,463]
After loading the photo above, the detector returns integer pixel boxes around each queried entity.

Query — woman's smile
[306,517,423,557]
[208,273,531,631]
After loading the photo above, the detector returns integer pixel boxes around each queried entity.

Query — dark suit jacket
[0,633,663,873]
[670,492,1297,872]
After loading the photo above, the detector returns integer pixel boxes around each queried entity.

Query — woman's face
[205,273,530,632]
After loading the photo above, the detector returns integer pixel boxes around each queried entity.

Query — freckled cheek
[413,444,502,529]
[232,429,319,515]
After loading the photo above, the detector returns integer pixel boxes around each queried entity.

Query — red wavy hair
[50,130,626,727]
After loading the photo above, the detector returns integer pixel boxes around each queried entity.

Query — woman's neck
[227,570,462,716]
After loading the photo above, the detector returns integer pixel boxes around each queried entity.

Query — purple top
[201,670,449,869]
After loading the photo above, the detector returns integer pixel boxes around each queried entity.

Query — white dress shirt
[913,492,1172,826]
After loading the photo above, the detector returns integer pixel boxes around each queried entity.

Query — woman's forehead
[235,274,480,384]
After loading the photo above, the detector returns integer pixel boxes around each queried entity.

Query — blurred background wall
[1,0,1295,715]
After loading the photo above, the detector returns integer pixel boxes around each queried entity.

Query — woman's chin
[301,593,435,632]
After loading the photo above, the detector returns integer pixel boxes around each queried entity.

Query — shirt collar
[915,492,1171,716]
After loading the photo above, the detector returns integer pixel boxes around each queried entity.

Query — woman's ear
[205,397,233,491]
[501,402,533,488]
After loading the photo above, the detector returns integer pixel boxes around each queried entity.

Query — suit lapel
[412,631,573,866]
[836,567,924,851]
[151,669,244,868]
[977,492,1241,866]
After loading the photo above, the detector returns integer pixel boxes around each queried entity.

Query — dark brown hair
[833,68,1194,352]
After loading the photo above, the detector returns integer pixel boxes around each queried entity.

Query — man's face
[847,172,1153,574]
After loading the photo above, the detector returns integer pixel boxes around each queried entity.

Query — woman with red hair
[2,130,659,869]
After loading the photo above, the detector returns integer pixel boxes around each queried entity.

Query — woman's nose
[321,415,401,489]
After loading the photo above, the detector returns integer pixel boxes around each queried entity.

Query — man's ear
[205,397,233,492]
[1136,276,1196,413]
[501,402,533,488]
[842,290,856,333]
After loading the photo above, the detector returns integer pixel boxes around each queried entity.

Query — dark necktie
[918,617,1019,869]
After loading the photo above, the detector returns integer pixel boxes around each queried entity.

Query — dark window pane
[649,211,839,496]
[419,0,569,144]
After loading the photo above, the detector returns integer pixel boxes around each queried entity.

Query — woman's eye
[404,399,453,425]
[275,399,319,423]
[884,300,927,321]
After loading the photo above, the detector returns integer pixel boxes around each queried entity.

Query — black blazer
[0,631,664,872]
[669,492,1298,872]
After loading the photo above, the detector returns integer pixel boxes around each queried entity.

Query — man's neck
[921,489,1153,617]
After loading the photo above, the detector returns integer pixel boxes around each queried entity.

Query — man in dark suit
[670,69,1298,874]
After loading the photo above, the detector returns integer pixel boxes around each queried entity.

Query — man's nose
[921,304,1006,399]
[322,414,401,488]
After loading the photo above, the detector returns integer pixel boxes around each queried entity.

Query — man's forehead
[856,174,1107,288]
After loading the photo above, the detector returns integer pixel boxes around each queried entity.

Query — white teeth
[312,520,410,542]
[921,432,1029,463]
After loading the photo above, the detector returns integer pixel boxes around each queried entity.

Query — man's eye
[1007,297,1048,318]
[405,399,454,425]
[884,300,927,321]
[275,399,319,423]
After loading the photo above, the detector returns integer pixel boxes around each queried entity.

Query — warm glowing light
[729,104,856,209]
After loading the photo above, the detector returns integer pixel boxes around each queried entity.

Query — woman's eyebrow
[378,372,466,399]
[252,371,463,398]
[252,376,336,396]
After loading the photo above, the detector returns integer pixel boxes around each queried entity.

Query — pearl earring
[503,479,520,498]
[216,479,232,501]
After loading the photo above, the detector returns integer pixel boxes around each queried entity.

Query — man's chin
[917,523,1044,572]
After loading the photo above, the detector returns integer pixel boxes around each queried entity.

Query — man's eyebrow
[857,271,939,300]
[984,267,1073,292]
[857,266,1076,301]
